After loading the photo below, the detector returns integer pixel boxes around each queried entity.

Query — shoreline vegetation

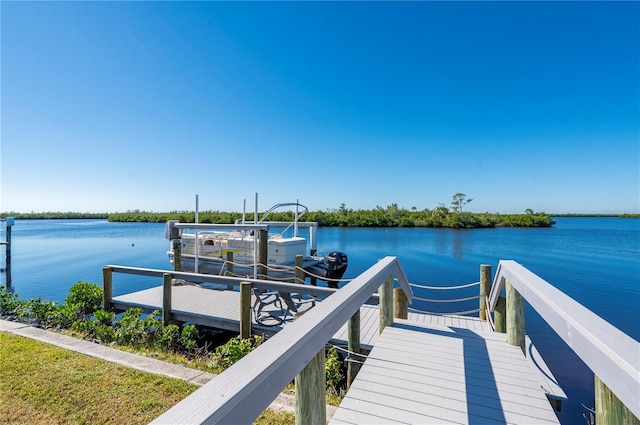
[2,208,559,228]
[2,190,638,228]
[3,210,640,226]
[3,210,639,227]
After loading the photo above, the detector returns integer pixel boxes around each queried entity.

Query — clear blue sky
[1,1,638,214]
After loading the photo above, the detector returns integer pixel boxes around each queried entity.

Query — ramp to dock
[330,319,560,425]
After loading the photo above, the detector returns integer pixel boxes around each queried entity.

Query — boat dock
[110,282,489,349]
[104,258,639,425]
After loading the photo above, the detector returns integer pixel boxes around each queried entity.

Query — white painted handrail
[150,256,411,424]
[488,260,640,419]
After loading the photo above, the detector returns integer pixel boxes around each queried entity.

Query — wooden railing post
[347,309,361,388]
[170,224,182,272]
[163,273,172,325]
[506,281,525,353]
[295,254,304,284]
[480,264,491,320]
[595,375,640,425]
[494,296,506,333]
[379,276,394,334]
[102,266,113,311]
[258,229,268,278]
[393,287,408,319]
[226,251,234,289]
[295,349,326,425]
[240,281,252,339]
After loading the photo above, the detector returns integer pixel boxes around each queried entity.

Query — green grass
[0,332,295,424]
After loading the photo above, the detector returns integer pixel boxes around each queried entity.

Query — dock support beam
[595,375,640,425]
[480,264,491,320]
[258,229,268,279]
[226,252,234,289]
[347,309,361,388]
[240,282,252,339]
[379,276,394,333]
[506,281,525,353]
[295,349,326,425]
[394,287,408,319]
[102,266,113,311]
[295,255,304,285]
[162,273,172,325]
[170,223,182,272]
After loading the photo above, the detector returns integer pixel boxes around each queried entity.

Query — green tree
[451,193,473,213]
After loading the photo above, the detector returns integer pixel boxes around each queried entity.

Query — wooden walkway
[111,284,489,347]
[330,319,560,424]
[113,283,563,423]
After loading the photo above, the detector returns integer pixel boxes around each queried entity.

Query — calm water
[1,217,638,424]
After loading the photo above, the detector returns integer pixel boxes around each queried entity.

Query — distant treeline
[1,212,108,220]
[5,209,638,226]
[551,213,640,218]
[106,205,556,228]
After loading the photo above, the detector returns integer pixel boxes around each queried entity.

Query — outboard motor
[326,251,348,289]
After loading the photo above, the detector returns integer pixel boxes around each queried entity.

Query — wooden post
[226,251,234,289]
[595,375,640,425]
[240,281,252,339]
[479,264,491,320]
[170,224,182,272]
[494,296,506,333]
[295,254,304,284]
[295,349,326,425]
[506,281,525,353]
[258,229,268,279]
[347,309,361,388]
[393,287,408,319]
[5,220,11,267]
[102,266,113,311]
[379,276,394,334]
[163,273,172,325]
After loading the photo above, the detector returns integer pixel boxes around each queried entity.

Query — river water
[1,217,638,424]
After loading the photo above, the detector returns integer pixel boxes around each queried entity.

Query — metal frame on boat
[166,201,348,287]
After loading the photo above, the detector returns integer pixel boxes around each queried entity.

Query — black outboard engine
[326,251,348,289]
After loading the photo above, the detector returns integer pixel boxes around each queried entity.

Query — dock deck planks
[329,320,560,425]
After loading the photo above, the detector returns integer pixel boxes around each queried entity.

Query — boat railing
[144,256,411,425]
[486,260,640,421]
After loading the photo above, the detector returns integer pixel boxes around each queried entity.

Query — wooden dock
[110,259,640,425]
[330,319,560,424]
[111,283,490,348]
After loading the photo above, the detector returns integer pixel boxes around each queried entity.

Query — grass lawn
[0,331,294,424]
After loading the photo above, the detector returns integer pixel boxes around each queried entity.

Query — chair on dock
[252,289,316,326]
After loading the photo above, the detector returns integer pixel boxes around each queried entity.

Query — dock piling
[506,281,525,353]
[163,273,172,325]
[295,349,326,425]
[347,309,361,388]
[240,282,252,339]
[393,287,408,319]
[480,264,491,320]
[379,276,394,333]
[103,266,113,311]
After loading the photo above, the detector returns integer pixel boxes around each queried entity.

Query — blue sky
[1,1,638,214]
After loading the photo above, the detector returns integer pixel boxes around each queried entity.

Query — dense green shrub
[65,281,103,316]
[208,335,264,372]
